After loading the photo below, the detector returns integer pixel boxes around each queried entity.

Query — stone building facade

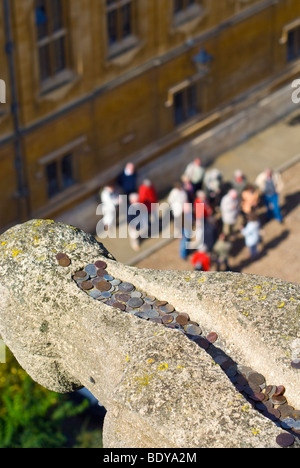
[0,0,300,231]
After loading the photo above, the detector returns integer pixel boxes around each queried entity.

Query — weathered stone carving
[0,220,299,448]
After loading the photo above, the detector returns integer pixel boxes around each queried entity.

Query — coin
[95,281,111,292]
[293,420,300,430]
[59,256,71,267]
[56,253,68,260]
[144,296,156,304]
[159,304,175,314]
[95,260,107,269]
[292,410,300,420]
[291,359,300,369]
[249,392,266,403]
[135,311,149,320]
[155,300,168,307]
[271,395,287,406]
[104,275,114,281]
[80,281,93,290]
[88,290,102,299]
[127,297,144,308]
[119,282,135,293]
[111,279,121,286]
[274,385,286,397]
[114,293,131,303]
[280,405,296,419]
[263,407,281,422]
[146,309,160,319]
[185,324,202,336]
[97,269,108,277]
[281,418,296,430]
[73,271,89,281]
[248,372,266,387]
[150,317,162,324]
[276,433,295,447]
[193,336,210,350]
[161,315,174,324]
[176,314,189,326]
[112,302,126,311]
[131,291,142,298]
[85,264,97,277]
[101,291,112,299]
[206,332,218,344]
[264,385,277,397]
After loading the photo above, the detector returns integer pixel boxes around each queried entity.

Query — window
[174,84,198,126]
[287,26,300,62]
[35,0,70,86]
[106,0,135,47]
[46,153,75,199]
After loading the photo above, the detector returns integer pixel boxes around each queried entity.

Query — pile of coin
[70,257,300,447]
[72,260,208,338]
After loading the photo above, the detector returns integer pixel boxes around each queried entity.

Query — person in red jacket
[190,245,211,271]
[139,179,158,213]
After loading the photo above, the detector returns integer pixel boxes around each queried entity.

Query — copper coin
[95,281,111,292]
[114,293,131,303]
[276,433,295,447]
[80,281,93,291]
[271,395,287,406]
[206,332,218,344]
[95,260,107,269]
[59,256,71,267]
[112,302,126,311]
[249,392,266,403]
[155,300,168,307]
[74,271,88,280]
[274,385,286,397]
[264,385,277,396]
[56,252,68,260]
[176,314,189,326]
[97,269,108,277]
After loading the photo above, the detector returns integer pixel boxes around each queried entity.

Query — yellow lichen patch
[158,363,169,371]
[12,249,23,258]
[134,372,153,391]
[32,236,40,246]
[147,358,154,364]
[277,301,285,308]
[251,427,261,436]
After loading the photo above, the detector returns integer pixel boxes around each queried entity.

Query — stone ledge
[0,220,299,448]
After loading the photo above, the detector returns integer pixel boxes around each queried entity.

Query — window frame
[38,136,85,201]
[35,0,72,92]
[173,83,199,126]
[105,0,138,58]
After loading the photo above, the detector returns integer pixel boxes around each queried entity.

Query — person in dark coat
[118,162,137,197]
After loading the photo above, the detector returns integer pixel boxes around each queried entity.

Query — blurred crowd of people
[99,159,284,268]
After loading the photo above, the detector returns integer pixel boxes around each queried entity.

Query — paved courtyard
[136,159,300,285]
